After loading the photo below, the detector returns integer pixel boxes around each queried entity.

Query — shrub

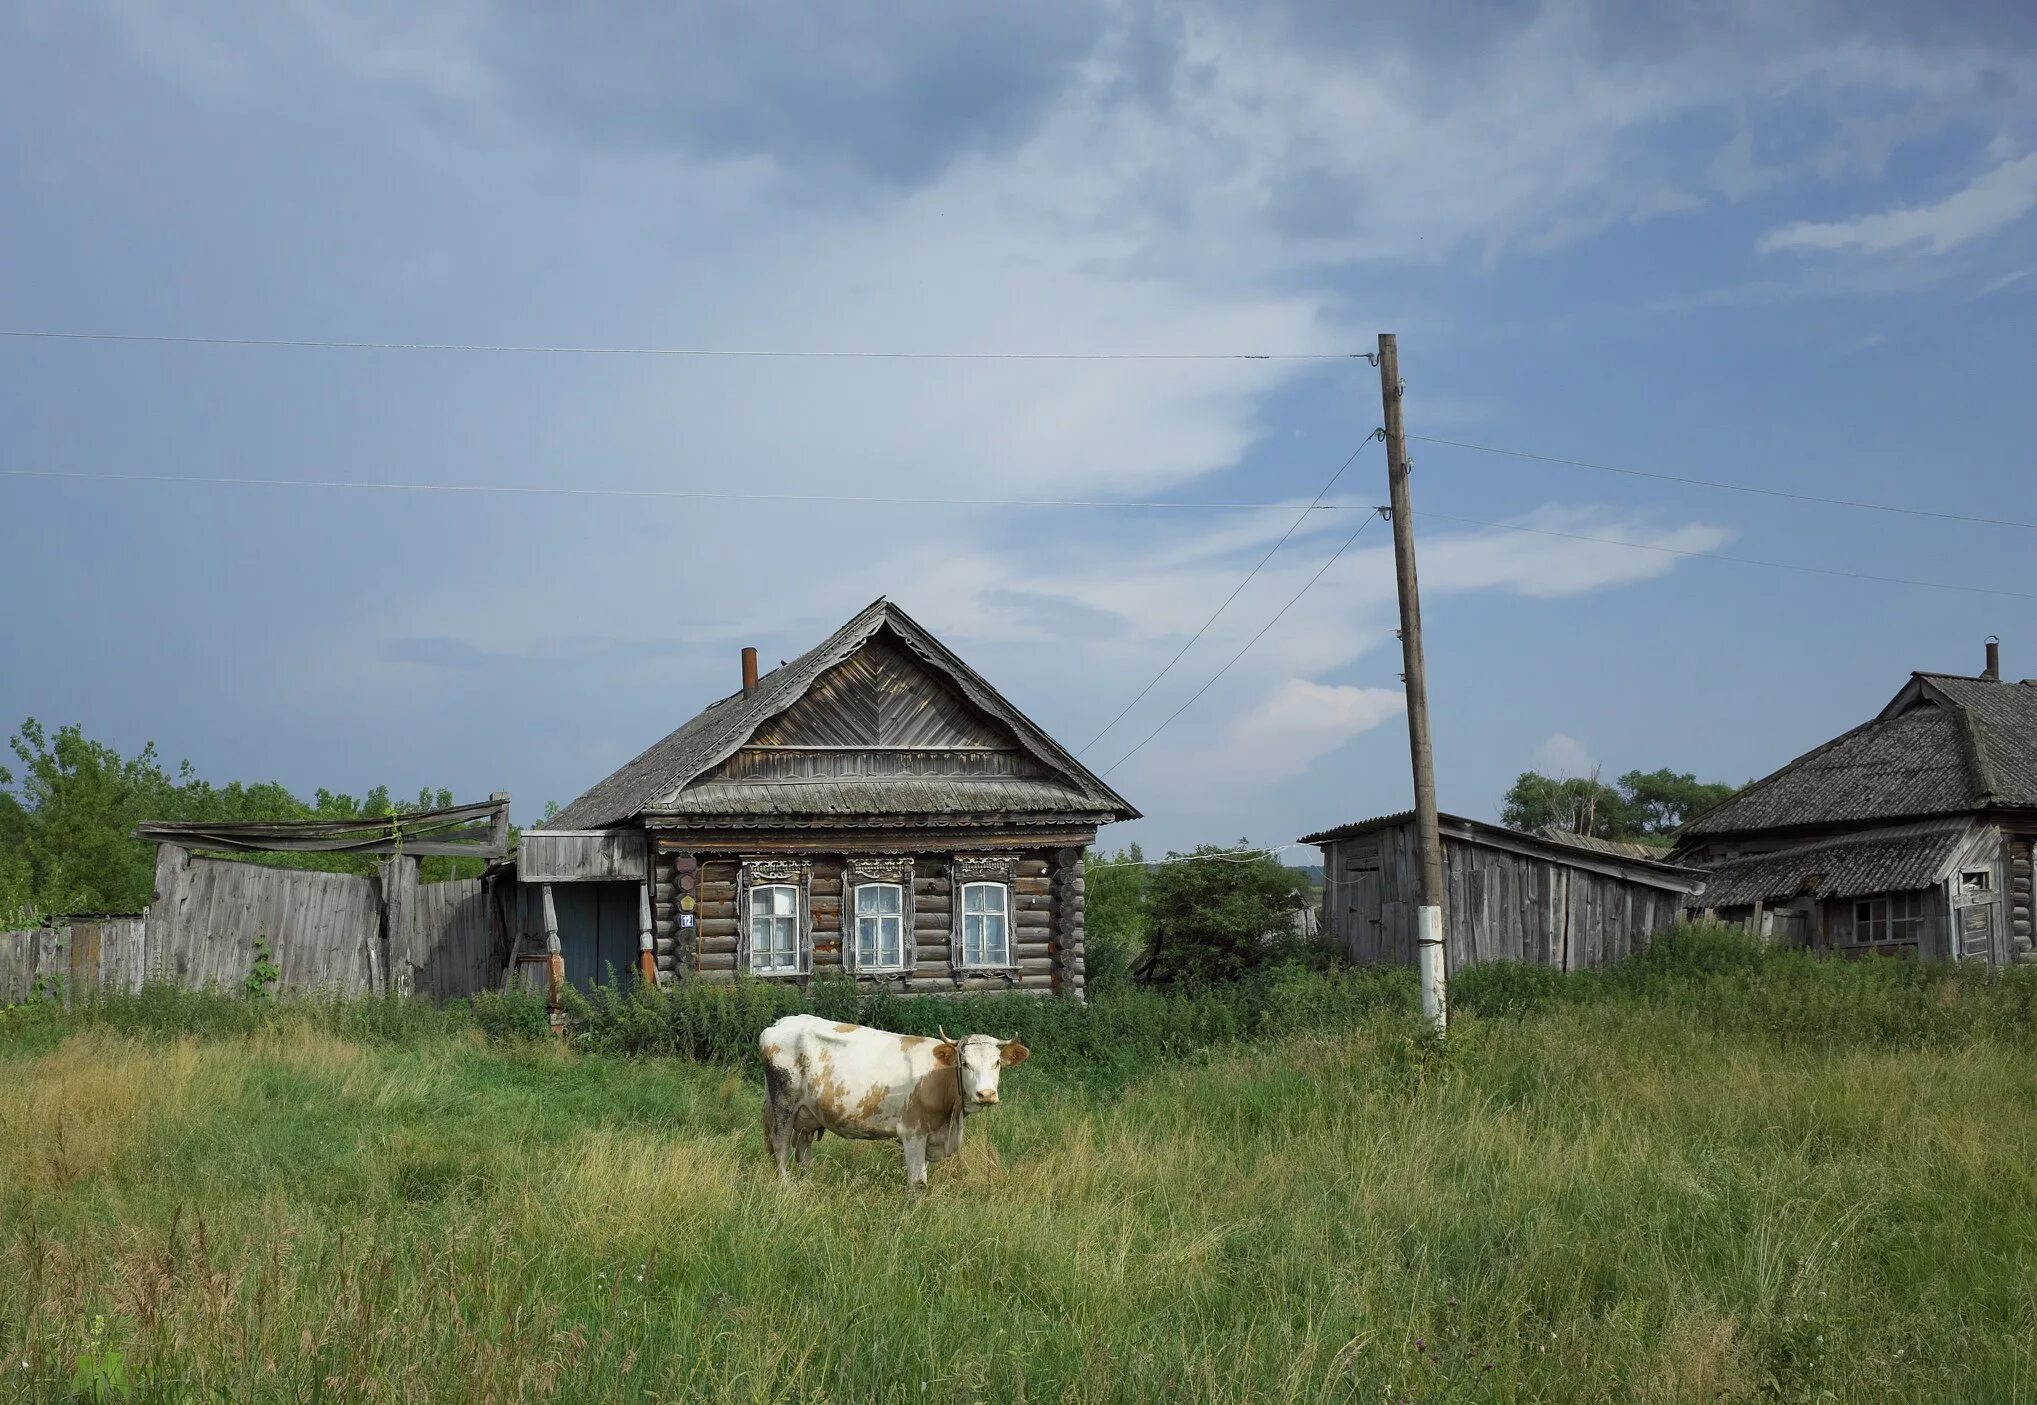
[1135,843,1312,987]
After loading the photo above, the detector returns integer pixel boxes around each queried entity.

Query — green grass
[3,930,2036,1402]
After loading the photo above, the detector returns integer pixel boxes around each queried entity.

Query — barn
[1302,811,1703,971]
[492,598,1137,1006]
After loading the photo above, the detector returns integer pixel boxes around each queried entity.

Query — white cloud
[1530,732,1596,778]
[1759,152,2037,255]
[1224,679,1405,778]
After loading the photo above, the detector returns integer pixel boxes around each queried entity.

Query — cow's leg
[926,1115,963,1165]
[793,1126,819,1169]
[901,1135,930,1193]
[762,1067,794,1180]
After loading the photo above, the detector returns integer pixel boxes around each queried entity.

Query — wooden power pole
[1377,332,1447,1033]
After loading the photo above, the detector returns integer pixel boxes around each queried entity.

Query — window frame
[1844,890,1925,948]
[736,860,811,978]
[747,883,803,975]
[957,880,1014,971]
[850,881,910,974]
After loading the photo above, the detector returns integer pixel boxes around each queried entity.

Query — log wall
[657,843,1072,994]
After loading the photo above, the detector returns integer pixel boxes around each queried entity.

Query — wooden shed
[1302,811,1704,971]
[494,598,1138,1005]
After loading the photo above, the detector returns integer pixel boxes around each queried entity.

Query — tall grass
[3,926,2035,1401]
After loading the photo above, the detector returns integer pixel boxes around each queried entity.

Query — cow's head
[937,1028,1030,1111]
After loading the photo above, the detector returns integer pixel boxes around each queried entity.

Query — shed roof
[1299,809,1705,890]
[1680,673,2037,839]
[1694,817,1977,909]
[545,598,1137,830]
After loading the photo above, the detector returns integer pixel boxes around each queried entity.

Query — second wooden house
[494,599,1138,1002]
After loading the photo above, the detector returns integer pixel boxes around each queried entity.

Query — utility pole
[1378,332,1447,1034]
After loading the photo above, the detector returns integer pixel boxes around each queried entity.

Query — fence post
[379,857,421,998]
[146,843,189,985]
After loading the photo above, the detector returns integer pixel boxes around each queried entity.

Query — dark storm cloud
[481,2,1108,186]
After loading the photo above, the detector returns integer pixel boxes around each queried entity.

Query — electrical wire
[1076,432,1382,756]
[1101,510,1384,777]
[1416,510,2037,602]
[1409,433,2037,533]
[0,467,1371,513]
[0,328,1363,362]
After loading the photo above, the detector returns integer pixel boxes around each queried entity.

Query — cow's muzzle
[974,1090,999,1105]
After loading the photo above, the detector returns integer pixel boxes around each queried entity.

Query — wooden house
[1302,811,1703,971]
[1671,643,2037,964]
[494,599,1137,1004]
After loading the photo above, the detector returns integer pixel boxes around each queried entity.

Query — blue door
[552,881,639,988]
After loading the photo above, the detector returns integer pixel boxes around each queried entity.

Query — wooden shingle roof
[545,599,1138,830]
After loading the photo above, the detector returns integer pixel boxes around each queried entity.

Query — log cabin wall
[651,837,1079,995]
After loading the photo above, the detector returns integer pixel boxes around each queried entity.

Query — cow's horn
[937,1025,956,1044]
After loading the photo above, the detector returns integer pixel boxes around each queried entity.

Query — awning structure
[135,795,511,860]
[1694,817,1975,909]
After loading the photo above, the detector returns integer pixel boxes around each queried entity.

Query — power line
[1409,433,2037,533]
[1417,509,2037,602]
[0,328,1363,362]
[0,467,1372,513]
[1077,432,1382,756]
[1102,510,1384,777]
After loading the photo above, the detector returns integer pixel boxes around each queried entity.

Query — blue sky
[2,1,2033,855]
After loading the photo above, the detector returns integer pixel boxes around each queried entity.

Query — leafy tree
[1133,842,1312,987]
[1500,770,1633,838]
[1615,768,1740,835]
[1501,764,1741,841]
[1083,842,1147,995]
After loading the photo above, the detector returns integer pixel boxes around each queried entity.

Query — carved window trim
[951,854,1020,975]
[736,859,811,978]
[844,856,916,975]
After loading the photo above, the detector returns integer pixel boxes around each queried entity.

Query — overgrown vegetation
[1132,841,1316,986]
[0,719,495,925]
[4,928,2036,1402]
[1500,764,1742,841]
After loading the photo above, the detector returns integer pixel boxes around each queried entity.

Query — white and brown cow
[759,1013,1031,1190]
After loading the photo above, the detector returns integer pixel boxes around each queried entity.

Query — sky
[1,1,2033,857]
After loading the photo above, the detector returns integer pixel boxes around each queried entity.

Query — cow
[758,1014,1031,1191]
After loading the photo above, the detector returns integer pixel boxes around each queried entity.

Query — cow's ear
[1000,1041,1030,1067]
[932,1042,958,1067]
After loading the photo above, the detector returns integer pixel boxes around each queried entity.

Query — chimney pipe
[1983,636,2000,682]
[741,646,759,692]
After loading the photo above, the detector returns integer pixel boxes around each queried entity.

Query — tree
[1500,769,1633,838]
[1615,769,1740,835]
[1133,843,1312,987]
[1083,842,1147,995]
[1500,763,1741,841]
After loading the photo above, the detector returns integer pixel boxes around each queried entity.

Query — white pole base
[1416,904,1447,1034]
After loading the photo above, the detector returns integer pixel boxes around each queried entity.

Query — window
[748,884,801,974]
[1848,891,1925,947]
[959,882,1010,968]
[1961,869,1993,894]
[854,883,907,971]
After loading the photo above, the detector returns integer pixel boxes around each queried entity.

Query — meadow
[3,932,2036,1404]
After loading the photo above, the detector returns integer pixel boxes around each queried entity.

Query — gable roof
[546,599,1138,830]
[1694,817,1977,909]
[1680,672,2037,840]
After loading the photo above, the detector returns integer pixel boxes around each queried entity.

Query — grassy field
[3,943,2037,1403]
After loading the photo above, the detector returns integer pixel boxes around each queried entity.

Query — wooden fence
[0,850,506,1004]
